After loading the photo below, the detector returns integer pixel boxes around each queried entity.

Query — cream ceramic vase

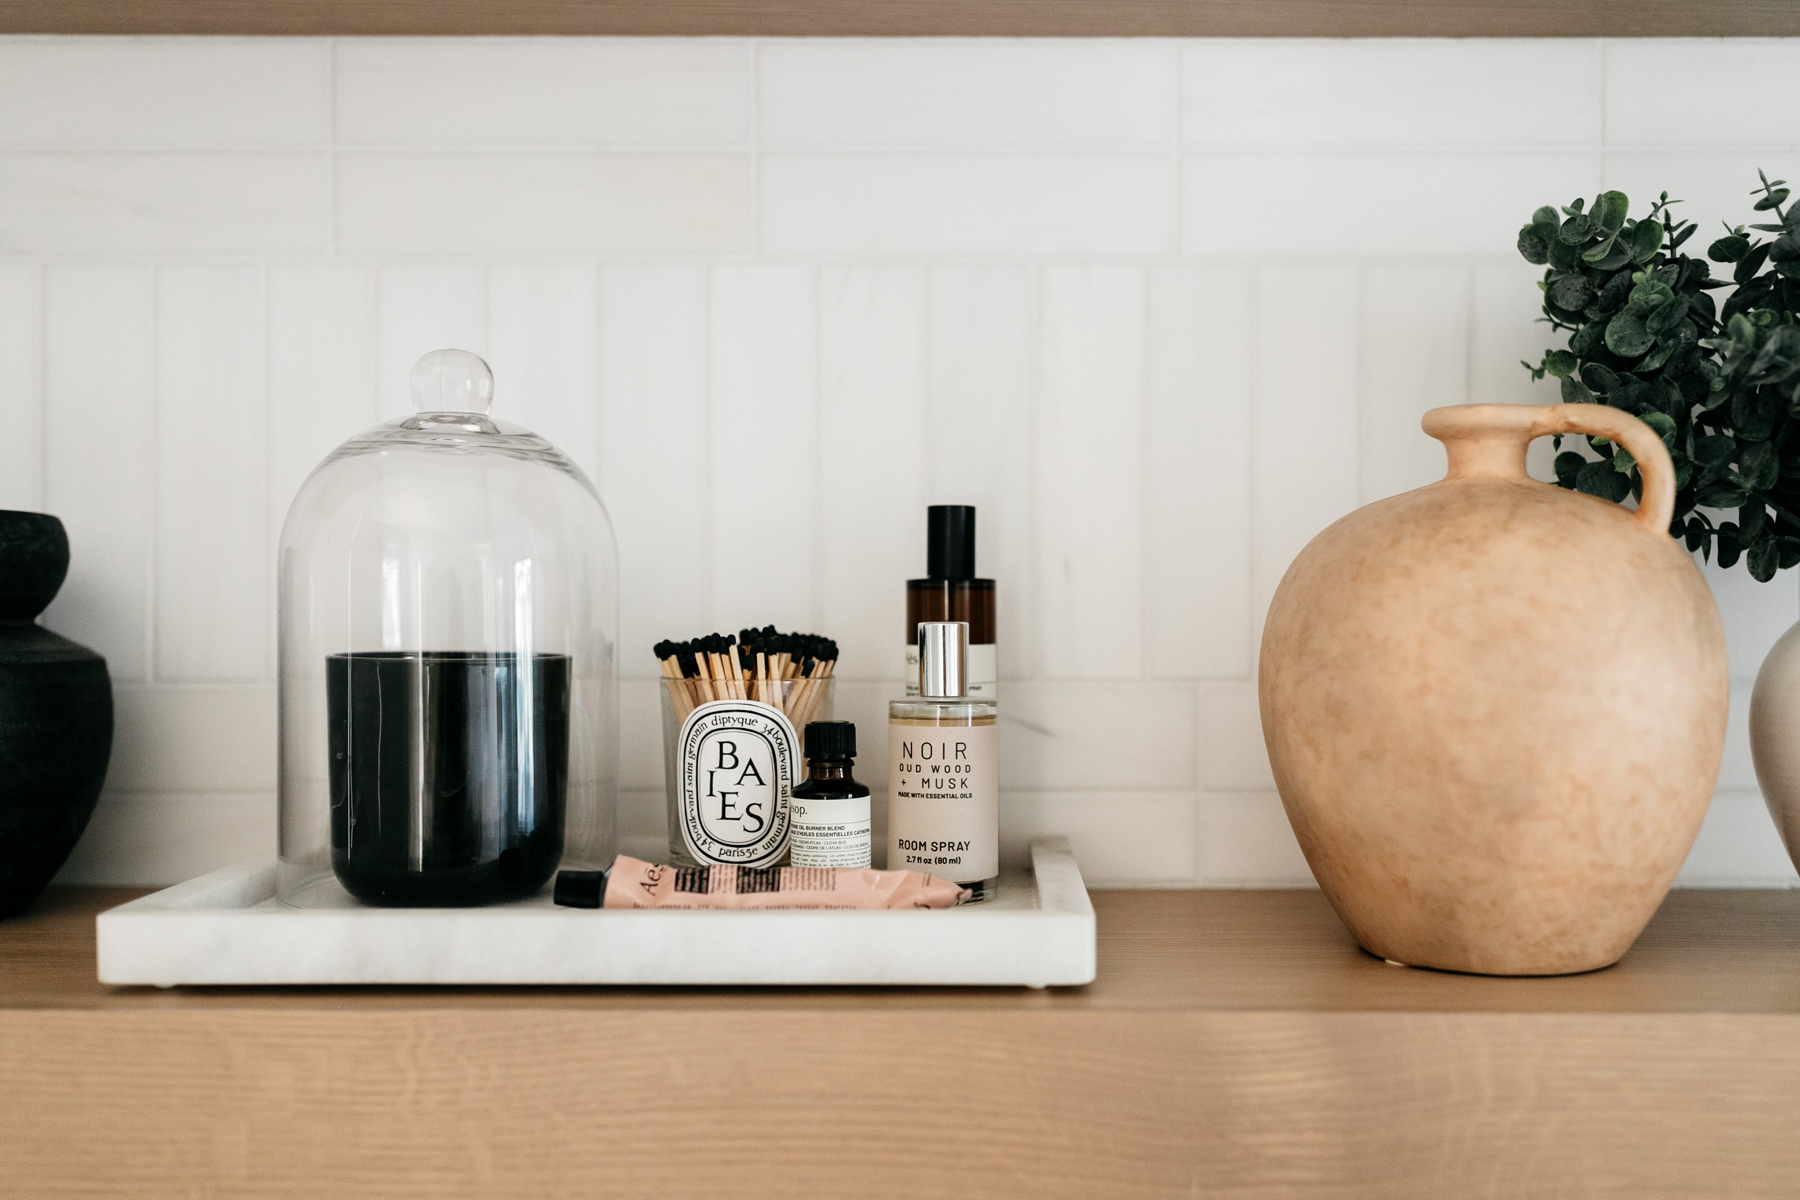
[1749,626,1800,875]
[1260,403,1728,976]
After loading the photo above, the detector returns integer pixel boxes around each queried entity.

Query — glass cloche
[277,350,617,907]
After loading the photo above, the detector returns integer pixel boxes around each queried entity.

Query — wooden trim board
[0,0,1797,37]
[3,886,1798,1197]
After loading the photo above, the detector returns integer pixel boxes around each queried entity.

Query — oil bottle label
[790,795,872,868]
[886,723,998,884]
[676,700,798,868]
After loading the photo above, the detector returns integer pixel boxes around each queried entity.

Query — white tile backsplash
[336,154,754,255]
[0,264,43,511]
[4,35,1789,888]
[0,154,329,254]
[761,154,1176,255]
[335,39,754,148]
[1180,40,1601,148]
[759,40,1177,148]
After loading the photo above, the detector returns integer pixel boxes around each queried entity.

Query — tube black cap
[805,720,857,762]
[554,869,608,908]
[926,505,976,580]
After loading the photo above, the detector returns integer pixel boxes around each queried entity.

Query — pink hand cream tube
[554,856,969,910]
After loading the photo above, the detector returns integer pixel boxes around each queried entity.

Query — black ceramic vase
[0,511,112,918]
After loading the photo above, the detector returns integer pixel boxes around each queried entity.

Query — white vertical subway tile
[762,156,1175,256]
[618,678,667,791]
[1252,266,1360,645]
[1147,266,1252,680]
[336,155,754,256]
[1677,790,1799,886]
[1360,266,1470,504]
[376,266,486,419]
[1000,683,1195,789]
[1705,559,1799,684]
[1197,790,1314,885]
[760,40,1177,148]
[0,264,43,511]
[336,39,753,147]
[709,265,817,632]
[818,266,926,681]
[0,155,329,255]
[1199,684,1275,791]
[598,265,710,677]
[268,265,381,538]
[1606,42,1800,148]
[41,265,153,681]
[1183,154,1602,257]
[1037,266,1145,680]
[54,793,276,887]
[155,266,267,681]
[1181,40,1600,148]
[105,684,277,792]
[1472,261,1567,482]
[926,266,1036,680]
[487,265,601,484]
[1001,791,1197,884]
[0,39,330,148]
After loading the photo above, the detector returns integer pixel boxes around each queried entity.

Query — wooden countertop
[5,886,1800,1197]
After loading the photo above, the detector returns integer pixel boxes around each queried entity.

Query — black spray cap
[554,868,609,908]
[804,720,857,762]
[926,505,976,580]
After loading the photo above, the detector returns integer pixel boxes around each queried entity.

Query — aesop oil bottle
[887,621,998,902]
[905,506,996,699]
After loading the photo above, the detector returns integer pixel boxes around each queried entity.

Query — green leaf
[1709,234,1750,263]
[1736,243,1773,284]
[1640,410,1678,446]
[1741,500,1768,542]
[1553,451,1584,488]
[1518,226,1551,264]
[1558,213,1594,244]
[1605,311,1656,357]
[1580,362,1621,393]
[1560,375,1596,404]
[1532,205,1561,228]
[1718,523,1743,568]
[1695,434,1736,471]
[1543,349,1578,378]
[1685,516,1709,553]
[1698,480,1749,508]
[1629,218,1664,264]
[1582,233,1620,263]
[1576,459,1632,502]
[1740,440,1780,490]
[1549,274,1594,311]
[1645,296,1691,335]
[1595,190,1630,235]
[1750,533,1781,581]
[1754,188,1791,211]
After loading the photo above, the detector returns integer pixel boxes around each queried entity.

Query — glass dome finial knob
[411,349,494,415]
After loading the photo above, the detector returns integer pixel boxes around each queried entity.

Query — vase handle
[1422,403,1675,536]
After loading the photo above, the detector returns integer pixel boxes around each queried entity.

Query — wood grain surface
[3,887,1799,1197]
[0,0,1796,37]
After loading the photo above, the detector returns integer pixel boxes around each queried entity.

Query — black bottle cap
[554,868,608,908]
[926,505,976,581]
[804,720,857,762]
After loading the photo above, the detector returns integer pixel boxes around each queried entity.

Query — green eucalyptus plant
[1518,172,1800,580]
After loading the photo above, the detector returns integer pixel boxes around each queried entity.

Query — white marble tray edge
[96,838,1096,989]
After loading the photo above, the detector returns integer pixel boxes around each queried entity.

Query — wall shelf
[0,0,1797,37]
[3,884,1798,1196]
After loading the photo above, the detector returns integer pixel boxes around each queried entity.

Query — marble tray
[95,837,1095,988]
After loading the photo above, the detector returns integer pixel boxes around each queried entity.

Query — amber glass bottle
[905,506,996,699]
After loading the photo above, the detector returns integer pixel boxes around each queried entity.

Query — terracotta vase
[1259,404,1727,976]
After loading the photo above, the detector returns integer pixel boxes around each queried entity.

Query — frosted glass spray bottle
[887,621,999,903]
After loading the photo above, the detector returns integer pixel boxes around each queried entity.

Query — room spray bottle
[887,621,999,903]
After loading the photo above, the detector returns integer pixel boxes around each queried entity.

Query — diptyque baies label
[675,700,800,868]
[886,725,998,884]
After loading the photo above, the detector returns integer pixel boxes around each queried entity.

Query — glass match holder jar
[660,673,835,867]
